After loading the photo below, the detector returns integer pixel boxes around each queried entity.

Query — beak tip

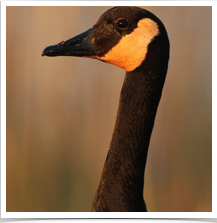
[41,48,47,56]
[42,46,53,57]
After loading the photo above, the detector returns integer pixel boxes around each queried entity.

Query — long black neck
[91,34,169,212]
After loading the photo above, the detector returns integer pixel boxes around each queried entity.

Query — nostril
[70,39,81,45]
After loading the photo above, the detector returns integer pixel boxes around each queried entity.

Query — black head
[42,6,169,72]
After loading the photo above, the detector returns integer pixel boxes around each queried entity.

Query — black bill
[42,27,99,57]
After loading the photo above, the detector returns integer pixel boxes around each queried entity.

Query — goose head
[42,6,169,72]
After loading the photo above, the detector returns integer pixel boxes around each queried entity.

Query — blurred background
[6,6,212,212]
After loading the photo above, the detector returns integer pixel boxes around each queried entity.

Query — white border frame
[1,1,216,219]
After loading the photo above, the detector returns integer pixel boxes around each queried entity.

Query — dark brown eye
[116,19,129,29]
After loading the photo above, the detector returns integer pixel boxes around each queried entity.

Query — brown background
[6,6,212,212]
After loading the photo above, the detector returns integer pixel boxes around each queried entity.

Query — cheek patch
[91,18,159,72]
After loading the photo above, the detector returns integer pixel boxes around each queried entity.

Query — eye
[116,19,129,29]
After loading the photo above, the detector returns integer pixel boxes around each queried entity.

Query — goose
[42,6,170,212]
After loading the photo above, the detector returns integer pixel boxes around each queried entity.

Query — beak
[42,27,99,57]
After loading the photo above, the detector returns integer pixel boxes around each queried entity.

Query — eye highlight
[116,19,129,29]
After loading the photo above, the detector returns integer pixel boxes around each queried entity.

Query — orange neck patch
[92,18,159,72]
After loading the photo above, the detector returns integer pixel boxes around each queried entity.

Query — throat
[91,65,165,212]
